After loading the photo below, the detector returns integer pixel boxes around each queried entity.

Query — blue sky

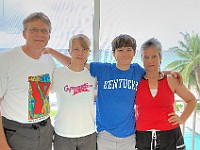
[0,0,200,50]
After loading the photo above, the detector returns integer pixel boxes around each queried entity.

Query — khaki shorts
[97,130,136,150]
[54,132,97,150]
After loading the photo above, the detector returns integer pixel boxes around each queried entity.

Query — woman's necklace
[144,72,164,80]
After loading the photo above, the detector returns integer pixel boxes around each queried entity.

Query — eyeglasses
[28,27,50,34]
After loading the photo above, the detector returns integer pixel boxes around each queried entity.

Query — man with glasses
[0,12,55,150]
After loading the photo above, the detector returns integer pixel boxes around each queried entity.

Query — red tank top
[135,75,179,131]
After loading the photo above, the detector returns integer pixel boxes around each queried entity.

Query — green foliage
[176,104,183,112]
[197,102,200,111]
[164,32,200,96]
[50,109,57,117]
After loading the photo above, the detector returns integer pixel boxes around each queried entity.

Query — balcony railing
[175,98,200,150]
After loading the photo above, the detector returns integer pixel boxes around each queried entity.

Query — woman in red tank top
[135,38,197,150]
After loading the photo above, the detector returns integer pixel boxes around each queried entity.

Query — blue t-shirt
[90,62,145,138]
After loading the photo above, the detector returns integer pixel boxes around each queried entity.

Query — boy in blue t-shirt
[89,35,144,150]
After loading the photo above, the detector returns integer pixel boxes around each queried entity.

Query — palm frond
[167,32,200,96]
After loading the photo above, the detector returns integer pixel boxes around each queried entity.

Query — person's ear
[48,34,50,40]
[133,50,136,56]
[113,51,117,61]
[23,30,26,39]
[68,49,72,56]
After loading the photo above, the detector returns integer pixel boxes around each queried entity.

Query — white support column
[93,0,100,62]
[191,101,198,150]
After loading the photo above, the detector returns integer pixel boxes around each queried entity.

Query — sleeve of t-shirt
[90,62,109,78]
[0,59,8,99]
[44,54,56,68]
[51,68,59,93]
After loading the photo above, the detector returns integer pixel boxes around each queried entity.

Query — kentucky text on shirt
[103,79,139,90]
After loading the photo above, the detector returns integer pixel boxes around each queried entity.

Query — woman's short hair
[140,38,162,61]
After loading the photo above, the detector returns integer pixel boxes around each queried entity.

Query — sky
[0,0,200,50]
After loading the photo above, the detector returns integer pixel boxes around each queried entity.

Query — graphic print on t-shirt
[28,74,51,121]
[103,78,139,90]
[64,82,93,95]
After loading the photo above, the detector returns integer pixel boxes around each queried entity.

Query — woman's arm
[167,75,197,125]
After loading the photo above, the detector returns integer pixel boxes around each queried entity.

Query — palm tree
[164,32,200,97]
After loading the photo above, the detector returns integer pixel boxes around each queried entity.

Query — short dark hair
[111,34,136,52]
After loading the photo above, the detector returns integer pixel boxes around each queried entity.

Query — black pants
[136,127,186,150]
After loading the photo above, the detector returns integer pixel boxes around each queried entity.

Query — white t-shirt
[53,67,96,138]
[0,46,56,123]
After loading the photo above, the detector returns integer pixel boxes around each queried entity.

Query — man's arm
[0,55,11,150]
[44,48,71,66]
[45,48,90,69]
[0,112,11,150]
[0,60,11,149]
